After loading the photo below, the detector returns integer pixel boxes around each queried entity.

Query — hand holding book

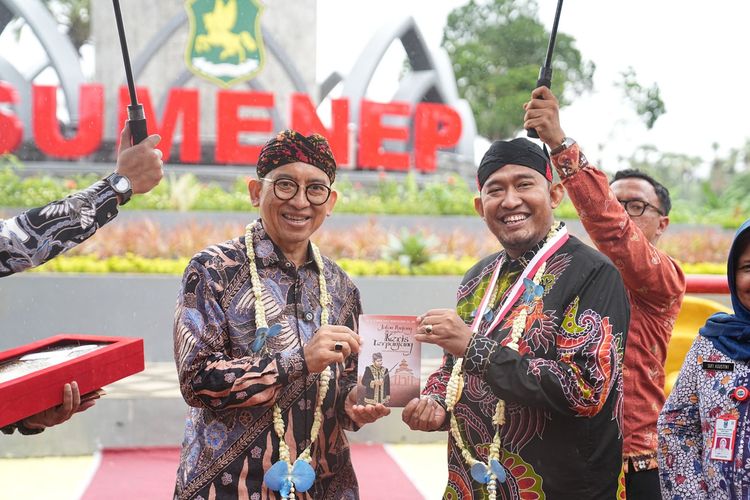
[416,308,474,357]
[402,396,446,432]
[344,389,391,426]
[303,325,361,373]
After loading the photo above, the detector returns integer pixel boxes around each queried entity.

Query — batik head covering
[257,130,337,183]
[477,138,553,189]
[699,219,750,361]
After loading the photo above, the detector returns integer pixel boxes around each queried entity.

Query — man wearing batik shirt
[525,86,686,499]
[1,127,163,435]
[403,137,630,499]
[173,130,389,499]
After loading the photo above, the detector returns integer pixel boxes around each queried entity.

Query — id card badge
[709,414,738,462]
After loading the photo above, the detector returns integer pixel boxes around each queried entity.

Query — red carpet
[82,444,422,499]
[82,447,180,499]
[350,443,423,500]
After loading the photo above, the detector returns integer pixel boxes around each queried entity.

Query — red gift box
[0,334,144,428]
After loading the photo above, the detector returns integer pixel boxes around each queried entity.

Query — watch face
[114,176,130,193]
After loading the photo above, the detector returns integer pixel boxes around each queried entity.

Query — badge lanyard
[470,225,569,336]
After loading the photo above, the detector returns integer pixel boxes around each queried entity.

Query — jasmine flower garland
[245,220,332,499]
[446,251,551,499]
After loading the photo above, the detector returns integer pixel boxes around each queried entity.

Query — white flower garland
[445,259,548,500]
[246,220,331,499]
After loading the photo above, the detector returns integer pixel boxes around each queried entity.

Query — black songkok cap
[477,138,553,189]
[257,130,337,183]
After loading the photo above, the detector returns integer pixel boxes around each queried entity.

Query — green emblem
[185,0,266,87]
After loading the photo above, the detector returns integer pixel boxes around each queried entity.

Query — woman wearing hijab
[657,219,750,499]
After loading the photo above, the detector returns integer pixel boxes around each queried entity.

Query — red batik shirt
[552,144,686,471]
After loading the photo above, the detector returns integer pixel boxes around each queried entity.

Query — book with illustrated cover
[357,314,421,407]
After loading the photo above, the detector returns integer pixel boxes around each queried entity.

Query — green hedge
[0,157,746,225]
[0,164,610,220]
[30,254,725,277]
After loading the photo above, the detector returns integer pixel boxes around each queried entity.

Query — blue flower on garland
[484,309,494,323]
[251,323,283,353]
[470,458,507,484]
[522,278,544,305]
[264,459,316,495]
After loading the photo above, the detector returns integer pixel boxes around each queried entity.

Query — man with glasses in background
[524,86,686,500]
[173,130,389,499]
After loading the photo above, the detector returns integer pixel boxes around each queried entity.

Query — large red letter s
[33,84,103,159]
[0,81,23,154]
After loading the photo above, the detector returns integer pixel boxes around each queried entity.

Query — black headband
[477,138,552,189]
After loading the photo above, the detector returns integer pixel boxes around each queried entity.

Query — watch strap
[550,137,575,156]
[105,173,133,205]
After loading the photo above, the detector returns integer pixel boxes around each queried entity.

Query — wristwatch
[549,137,576,156]
[105,173,133,205]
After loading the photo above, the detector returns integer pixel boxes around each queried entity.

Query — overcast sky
[318,0,750,172]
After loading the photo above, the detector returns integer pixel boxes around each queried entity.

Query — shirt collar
[247,218,318,271]
[505,221,565,270]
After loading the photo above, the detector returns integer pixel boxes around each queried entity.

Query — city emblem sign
[184,0,266,87]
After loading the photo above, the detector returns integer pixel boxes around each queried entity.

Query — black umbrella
[112,0,148,145]
[527,0,564,139]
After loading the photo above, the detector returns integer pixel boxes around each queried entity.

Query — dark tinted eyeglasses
[618,199,665,217]
[261,178,332,206]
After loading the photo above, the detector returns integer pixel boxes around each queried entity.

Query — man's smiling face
[474,164,563,258]
[249,161,336,257]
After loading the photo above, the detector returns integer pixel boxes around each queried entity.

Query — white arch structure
[0,0,86,131]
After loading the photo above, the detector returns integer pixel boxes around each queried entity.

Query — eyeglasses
[618,199,665,217]
[261,178,332,206]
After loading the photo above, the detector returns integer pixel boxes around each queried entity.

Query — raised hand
[522,86,566,150]
[115,126,164,195]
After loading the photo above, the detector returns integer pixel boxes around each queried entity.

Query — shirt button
[284,262,292,268]
[304,312,314,321]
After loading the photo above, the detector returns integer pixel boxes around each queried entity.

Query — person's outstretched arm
[524,86,685,310]
[0,127,162,277]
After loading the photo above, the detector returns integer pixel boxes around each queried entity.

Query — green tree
[617,144,702,198]
[43,0,91,54]
[616,67,665,129]
[442,0,594,140]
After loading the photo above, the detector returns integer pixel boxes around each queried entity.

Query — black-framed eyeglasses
[618,199,665,217]
[261,178,332,206]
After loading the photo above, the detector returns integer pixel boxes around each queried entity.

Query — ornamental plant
[23,218,730,276]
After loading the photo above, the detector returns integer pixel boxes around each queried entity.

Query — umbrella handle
[526,67,553,139]
[127,104,148,145]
